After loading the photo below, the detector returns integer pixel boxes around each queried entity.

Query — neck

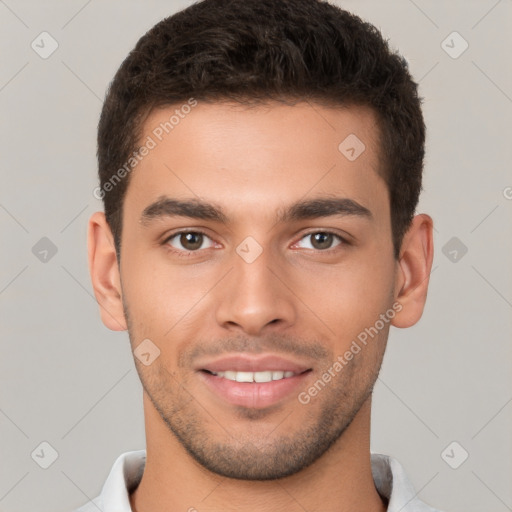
[130,394,387,512]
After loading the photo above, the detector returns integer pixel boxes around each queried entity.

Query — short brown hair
[97,0,425,260]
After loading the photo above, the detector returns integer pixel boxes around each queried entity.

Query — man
[80,0,441,510]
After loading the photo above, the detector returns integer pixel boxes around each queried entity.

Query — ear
[391,213,434,328]
[87,211,127,331]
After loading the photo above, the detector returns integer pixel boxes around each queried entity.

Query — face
[118,101,398,480]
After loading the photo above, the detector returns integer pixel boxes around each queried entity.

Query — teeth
[254,371,273,383]
[224,370,237,381]
[212,370,297,383]
[235,371,254,383]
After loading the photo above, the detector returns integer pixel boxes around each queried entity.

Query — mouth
[202,369,308,382]
[196,354,313,409]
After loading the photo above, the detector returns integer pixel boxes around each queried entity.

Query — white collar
[76,450,442,512]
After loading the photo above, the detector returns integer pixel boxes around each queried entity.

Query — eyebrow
[140,195,373,226]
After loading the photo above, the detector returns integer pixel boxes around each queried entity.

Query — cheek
[121,252,215,338]
[302,261,394,356]
[298,255,394,324]
[120,251,170,335]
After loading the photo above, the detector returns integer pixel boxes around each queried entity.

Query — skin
[88,101,434,512]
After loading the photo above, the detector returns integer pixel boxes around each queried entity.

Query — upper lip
[196,354,312,374]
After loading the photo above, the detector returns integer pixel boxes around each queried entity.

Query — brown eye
[311,232,334,250]
[297,232,343,251]
[180,232,203,250]
[166,231,214,252]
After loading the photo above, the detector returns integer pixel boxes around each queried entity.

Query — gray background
[1,1,511,511]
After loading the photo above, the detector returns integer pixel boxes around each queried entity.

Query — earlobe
[391,214,434,329]
[88,211,127,331]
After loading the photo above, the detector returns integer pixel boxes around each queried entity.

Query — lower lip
[199,371,311,409]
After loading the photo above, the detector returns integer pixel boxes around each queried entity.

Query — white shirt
[74,450,443,512]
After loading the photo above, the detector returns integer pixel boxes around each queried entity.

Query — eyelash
[161,229,350,258]
[161,230,215,258]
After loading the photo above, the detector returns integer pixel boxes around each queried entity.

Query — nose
[214,244,297,336]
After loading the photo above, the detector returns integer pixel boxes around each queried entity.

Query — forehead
[125,101,388,223]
